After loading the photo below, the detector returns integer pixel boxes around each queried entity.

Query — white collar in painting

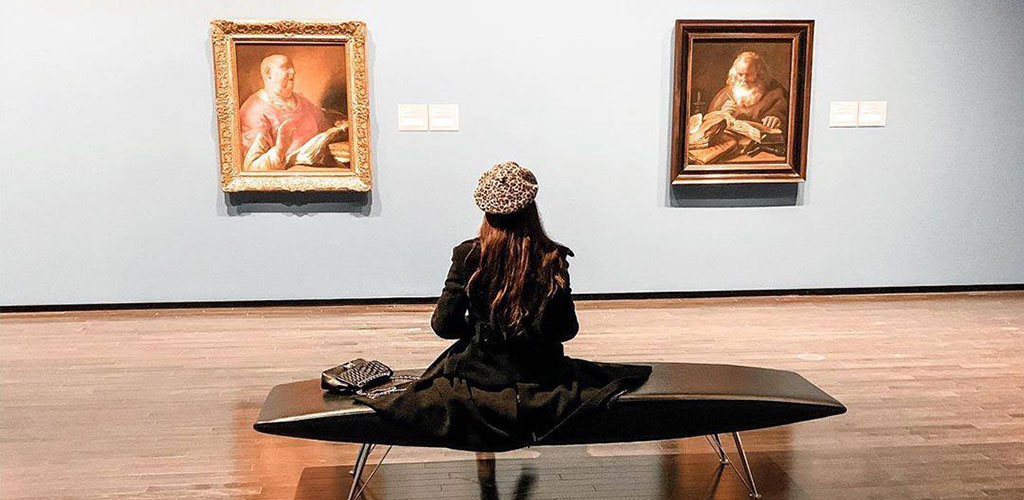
[258,89,299,111]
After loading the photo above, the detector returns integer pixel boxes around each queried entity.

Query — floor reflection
[284,438,804,499]
[475,452,536,500]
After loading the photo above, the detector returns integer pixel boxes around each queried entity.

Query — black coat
[354,238,651,452]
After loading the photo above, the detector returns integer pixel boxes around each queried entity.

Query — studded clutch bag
[321,358,393,394]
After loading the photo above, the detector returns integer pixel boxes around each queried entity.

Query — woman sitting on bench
[354,161,652,452]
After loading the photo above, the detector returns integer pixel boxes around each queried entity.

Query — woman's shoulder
[450,238,481,267]
[453,237,480,256]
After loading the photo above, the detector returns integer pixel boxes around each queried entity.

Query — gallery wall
[2,0,1023,306]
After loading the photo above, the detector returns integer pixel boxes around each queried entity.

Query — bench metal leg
[347,444,373,500]
[348,444,373,476]
[346,443,393,500]
[729,432,761,499]
[705,434,730,465]
[704,433,761,498]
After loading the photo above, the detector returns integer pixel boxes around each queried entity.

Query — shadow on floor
[291,447,801,499]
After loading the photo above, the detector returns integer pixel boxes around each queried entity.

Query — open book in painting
[688,134,740,165]
[686,111,783,164]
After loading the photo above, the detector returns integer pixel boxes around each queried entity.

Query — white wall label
[428,104,459,131]
[397,104,428,131]
[829,101,859,127]
[858,101,887,127]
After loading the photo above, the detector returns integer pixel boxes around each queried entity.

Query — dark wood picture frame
[670,20,814,184]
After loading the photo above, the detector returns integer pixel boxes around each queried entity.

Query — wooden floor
[2,292,1022,499]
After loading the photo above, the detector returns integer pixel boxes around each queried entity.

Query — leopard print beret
[473,161,539,214]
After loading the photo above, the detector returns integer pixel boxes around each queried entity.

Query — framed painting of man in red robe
[670,20,814,184]
[211,20,372,192]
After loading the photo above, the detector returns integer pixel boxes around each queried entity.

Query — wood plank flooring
[2,292,1022,499]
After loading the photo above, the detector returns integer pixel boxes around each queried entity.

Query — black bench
[255,362,845,499]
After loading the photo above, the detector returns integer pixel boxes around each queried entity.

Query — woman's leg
[476,452,498,500]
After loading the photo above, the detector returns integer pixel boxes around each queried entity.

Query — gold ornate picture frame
[211,20,372,192]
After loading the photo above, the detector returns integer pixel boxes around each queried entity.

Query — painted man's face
[731,59,759,89]
[264,56,296,97]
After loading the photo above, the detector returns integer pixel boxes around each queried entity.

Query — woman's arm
[430,245,473,339]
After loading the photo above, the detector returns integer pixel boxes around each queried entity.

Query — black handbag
[321,358,393,394]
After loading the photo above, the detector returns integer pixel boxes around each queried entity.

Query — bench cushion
[253,363,845,448]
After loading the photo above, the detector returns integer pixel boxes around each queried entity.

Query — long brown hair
[466,202,569,339]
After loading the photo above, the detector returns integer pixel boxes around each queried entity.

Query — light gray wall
[2,1,1022,306]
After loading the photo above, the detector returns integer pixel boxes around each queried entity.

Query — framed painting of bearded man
[670,20,814,184]
[211,20,372,192]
